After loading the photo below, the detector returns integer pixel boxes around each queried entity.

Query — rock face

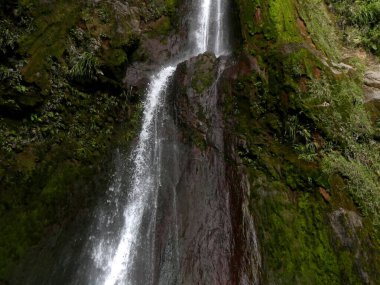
[329,208,372,284]
[330,208,363,248]
[149,53,262,285]
[365,69,380,89]
[364,66,380,101]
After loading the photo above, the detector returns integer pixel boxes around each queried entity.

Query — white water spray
[215,0,223,56]
[196,0,212,54]
[102,66,176,285]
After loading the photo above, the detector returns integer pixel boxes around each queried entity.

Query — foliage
[69,52,102,81]
[0,20,19,54]
[233,0,380,282]
[297,0,341,59]
[322,149,380,226]
[292,76,379,228]
[328,0,380,54]
[0,64,28,91]
[253,184,343,285]
[300,76,372,143]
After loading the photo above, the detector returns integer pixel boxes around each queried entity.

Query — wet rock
[160,53,262,285]
[364,68,380,89]
[168,53,233,284]
[329,208,363,249]
[123,30,182,88]
[364,86,380,102]
[364,66,380,102]
[123,65,150,89]
[331,61,354,71]
[329,208,374,284]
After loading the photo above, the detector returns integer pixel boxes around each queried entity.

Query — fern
[69,52,102,81]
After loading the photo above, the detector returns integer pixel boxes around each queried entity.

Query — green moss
[322,151,380,226]
[228,0,380,280]
[41,163,77,196]
[236,0,342,61]
[19,0,81,89]
[148,16,172,37]
[15,149,36,174]
[249,167,341,284]
[192,72,214,94]
[328,0,380,55]
[268,0,303,44]
[101,48,128,74]
[282,47,319,78]
[165,0,177,12]
[300,76,372,141]
[296,0,341,59]
[191,56,215,94]
[0,159,93,279]
[0,98,143,279]
[234,119,379,283]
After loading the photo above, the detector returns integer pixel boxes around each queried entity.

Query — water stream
[102,66,176,285]
[94,1,231,284]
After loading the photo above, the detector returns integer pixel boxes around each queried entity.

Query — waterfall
[102,66,176,285]
[89,1,231,284]
[196,0,212,54]
[8,1,264,284]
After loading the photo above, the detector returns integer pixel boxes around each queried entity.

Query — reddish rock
[313,67,321,79]
[299,78,308,93]
[319,187,331,202]
[255,8,262,24]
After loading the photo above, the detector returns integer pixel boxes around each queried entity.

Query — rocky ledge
[364,65,380,102]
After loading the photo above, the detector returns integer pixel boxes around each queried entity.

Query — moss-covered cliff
[228,0,380,283]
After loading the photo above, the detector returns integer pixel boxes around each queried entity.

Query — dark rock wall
[172,54,235,284]
[159,53,262,284]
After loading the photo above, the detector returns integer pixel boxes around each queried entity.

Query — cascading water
[101,66,176,285]
[91,0,231,284]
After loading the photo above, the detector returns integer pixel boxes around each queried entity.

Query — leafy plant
[0,20,19,54]
[300,76,372,143]
[285,115,300,142]
[329,0,380,54]
[69,52,102,81]
[322,150,380,227]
